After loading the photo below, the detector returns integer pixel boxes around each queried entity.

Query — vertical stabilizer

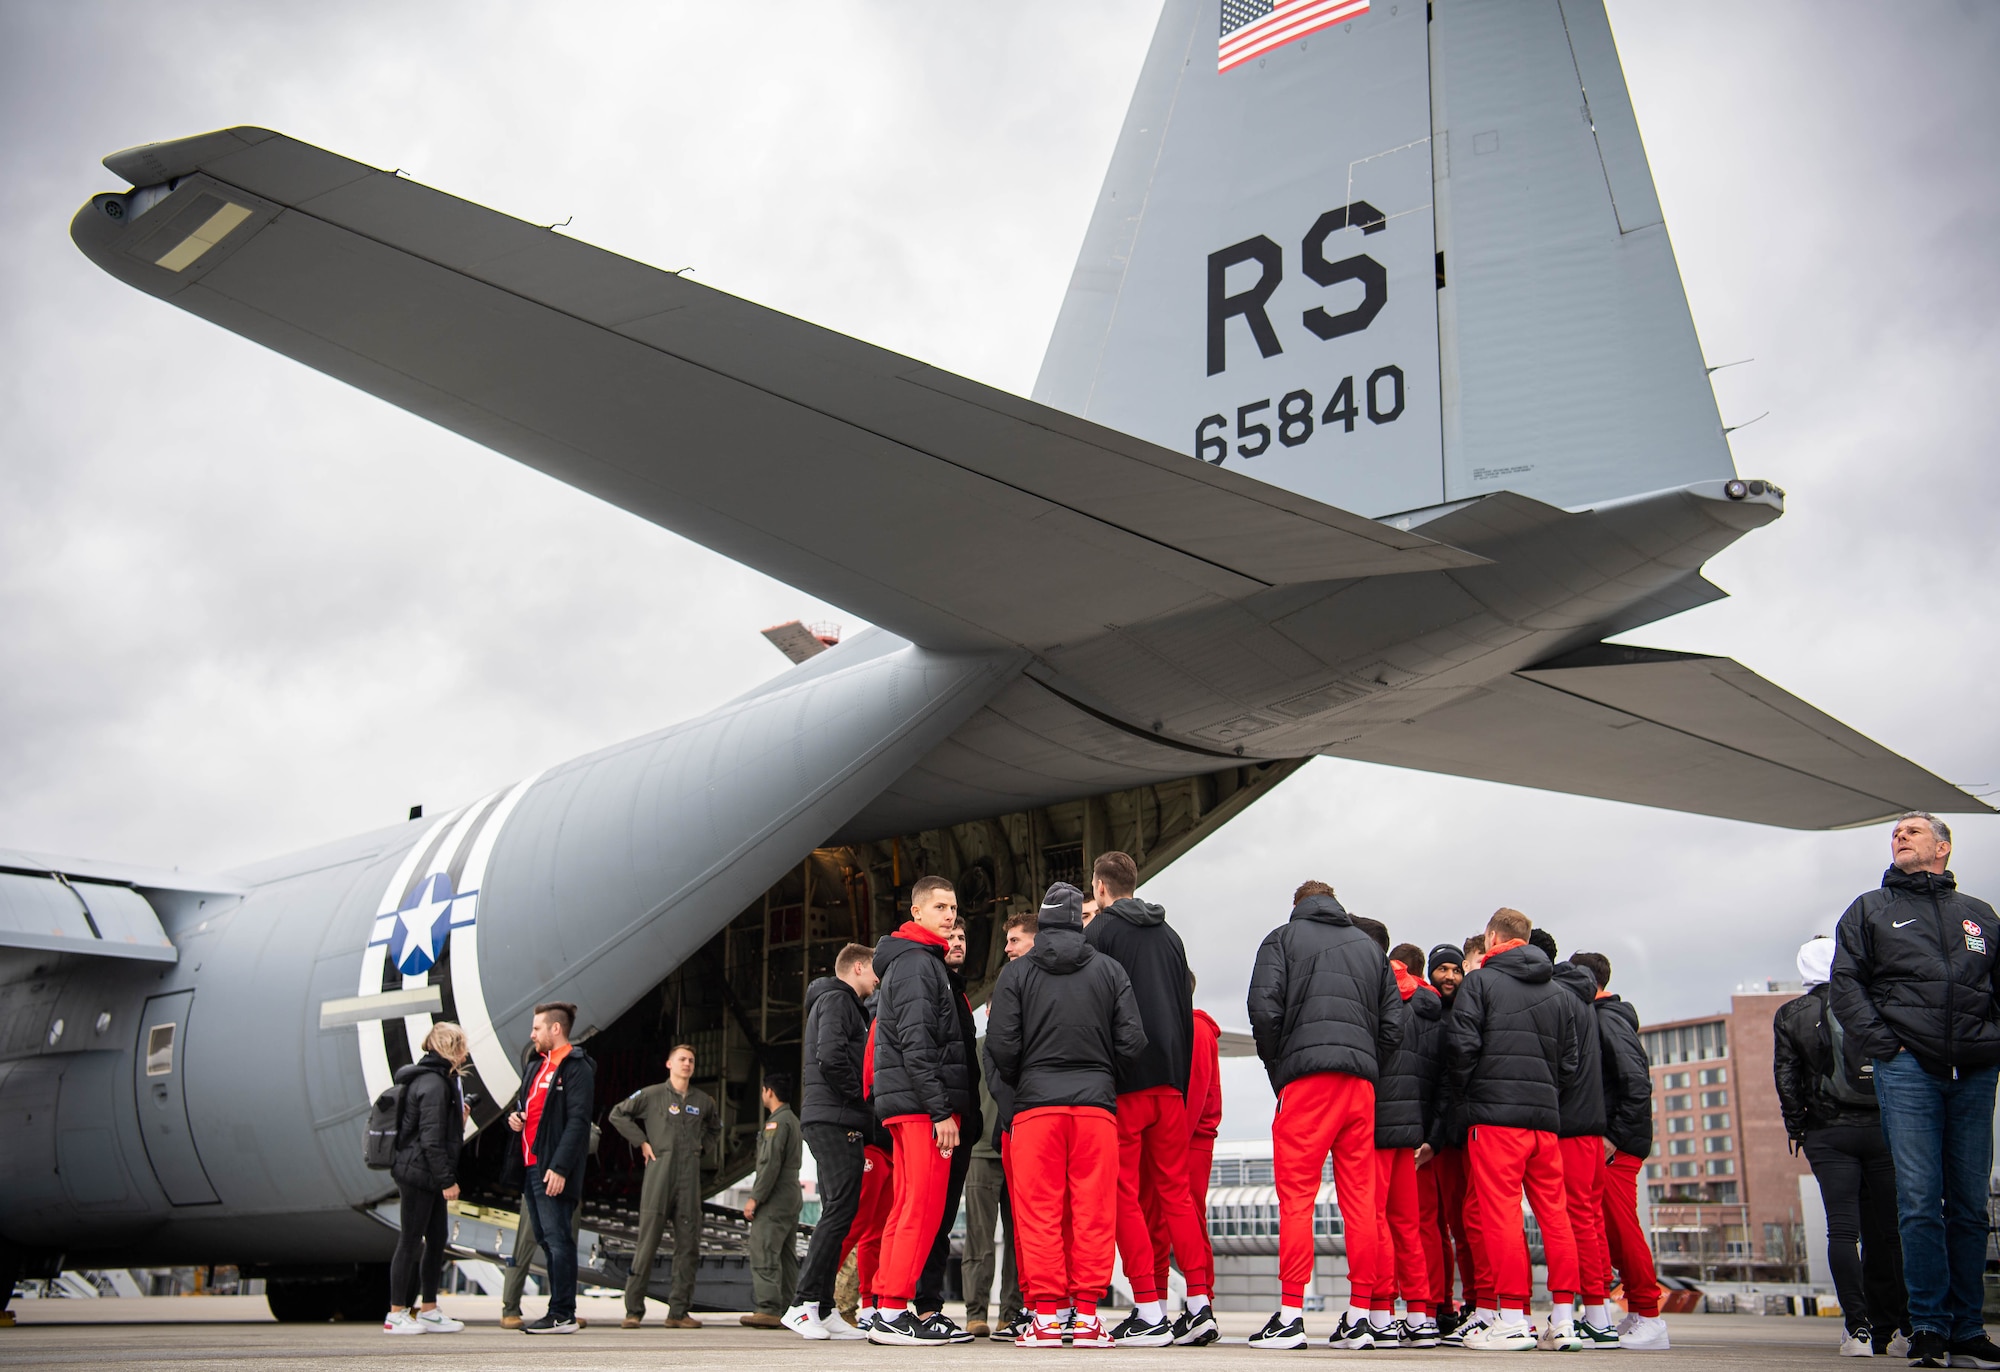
[1036,0,1735,518]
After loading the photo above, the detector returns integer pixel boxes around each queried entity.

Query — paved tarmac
[2,1301,1858,1369]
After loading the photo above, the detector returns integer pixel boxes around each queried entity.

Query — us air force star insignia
[389,871,476,977]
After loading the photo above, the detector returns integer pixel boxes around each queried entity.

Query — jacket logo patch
[765,1122,778,1132]
[669,1105,681,1114]
[1970,934,1988,955]
[686,1106,700,1115]
[1965,919,1984,937]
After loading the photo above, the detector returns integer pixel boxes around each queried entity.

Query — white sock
[1136,1300,1162,1324]
[1348,1303,1371,1326]
[1552,1301,1574,1329]
[1369,1309,1395,1331]
[1060,1306,1074,1323]
[1477,1306,1497,1324]
[1499,1306,1526,1326]
[1186,1295,1210,1315]
[859,1305,877,1323]
[1584,1303,1608,1327]
[1281,1305,1303,1323]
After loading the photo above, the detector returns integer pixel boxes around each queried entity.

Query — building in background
[1642,983,1813,1283]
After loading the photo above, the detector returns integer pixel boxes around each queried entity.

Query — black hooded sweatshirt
[1444,942,1578,1134]
[1375,979,1445,1149]
[1594,994,1653,1159]
[1247,893,1405,1091]
[1084,896,1195,1096]
[869,923,977,1123]
[1551,961,1607,1138]
[391,1051,463,1192]
[1831,867,2000,1078]
[802,974,872,1131]
[986,884,1148,1114]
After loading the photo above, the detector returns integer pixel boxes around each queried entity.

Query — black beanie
[1039,882,1085,929]
[1428,943,1464,977]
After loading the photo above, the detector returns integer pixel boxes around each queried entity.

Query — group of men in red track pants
[1246,888,1671,1352]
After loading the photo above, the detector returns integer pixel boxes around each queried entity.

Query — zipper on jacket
[1930,875,1957,1080]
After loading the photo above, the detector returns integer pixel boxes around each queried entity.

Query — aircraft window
[146,1023,176,1076]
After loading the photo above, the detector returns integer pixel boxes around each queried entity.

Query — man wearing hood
[1777,936,1909,1357]
[1419,943,1478,1335]
[1245,880,1404,1351]
[1443,908,1582,1353]
[1083,850,1213,1346]
[986,882,1148,1349]
[1369,933,1444,1347]
[785,942,878,1340]
[864,875,974,1345]
[1541,931,1618,1347]
[1830,812,2000,1370]
[1143,973,1224,1347]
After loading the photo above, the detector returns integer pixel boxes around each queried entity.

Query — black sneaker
[1909,1330,1949,1367]
[1436,1305,1463,1338]
[1328,1313,1377,1350]
[522,1312,579,1334]
[1173,1307,1221,1347]
[1946,1334,2000,1368]
[1111,1311,1174,1347]
[1247,1310,1307,1350]
[867,1310,952,1345]
[994,1315,1032,1342]
[922,1313,975,1344]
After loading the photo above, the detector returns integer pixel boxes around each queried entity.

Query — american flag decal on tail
[1219,0,1370,72]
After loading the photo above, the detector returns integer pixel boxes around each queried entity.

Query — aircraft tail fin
[1035,0,1735,519]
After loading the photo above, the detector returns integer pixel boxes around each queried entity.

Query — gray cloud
[3,2,1994,1143]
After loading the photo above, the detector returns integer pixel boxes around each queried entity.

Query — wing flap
[1325,645,1988,829]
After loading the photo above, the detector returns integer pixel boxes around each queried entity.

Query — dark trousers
[799,1125,866,1311]
[1874,1054,2000,1342]
[1804,1124,1907,1339]
[526,1168,579,1321]
[390,1183,450,1308]
[916,1136,973,1312]
[503,1175,584,1316]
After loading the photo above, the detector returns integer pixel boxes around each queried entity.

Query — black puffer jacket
[391,1052,463,1191]
[986,885,1148,1114]
[869,923,976,1123]
[802,975,871,1130]
[1831,868,2000,1077]
[1247,894,1404,1090]
[1084,897,1194,1095]
[1552,962,1606,1138]
[1444,943,1578,1134]
[1594,994,1653,1159]
[1774,984,1882,1138]
[1375,983,1444,1148]
[946,966,985,1144]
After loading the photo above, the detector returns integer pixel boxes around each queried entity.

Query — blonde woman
[385,1022,470,1334]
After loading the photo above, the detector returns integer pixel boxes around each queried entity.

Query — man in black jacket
[864,875,972,1346]
[1245,881,1404,1351]
[1830,812,2000,1369]
[1566,950,1666,1351]
[986,882,1147,1349]
[1419,943,1478,1330]
[785,942,878,1340]
[506,1001,596,1335]
[913,922,982,1339]
[1369,933,1442,1347]
[1544,936,1617,1346]
[1083,850,1211,1345]
[1776,936,1908,1357]
[1444,909,1581,1353]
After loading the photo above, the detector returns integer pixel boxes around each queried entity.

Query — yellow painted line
[154,201,253,272]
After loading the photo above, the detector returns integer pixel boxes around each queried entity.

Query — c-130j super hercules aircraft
[5,0,1985,1320]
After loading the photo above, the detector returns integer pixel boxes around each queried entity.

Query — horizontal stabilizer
[72,129,1482,654]
[1323,644,1990,830]
[0,869,177,963]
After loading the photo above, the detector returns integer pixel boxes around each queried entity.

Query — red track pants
[1603,1150,1661,1317]
[1148,1137,1216,1297]
[1114,1086,1214,1301]
[1559,1136,1610,1304]
[1428,1146,1481,1309]
[1011,1106,1119,1315]
[1274,1072,1379,1306]
[875,1114,955,1308]
[1371,1148,1431,1315]
[843,1143,894,1301]
[1468,1125,1577,1308]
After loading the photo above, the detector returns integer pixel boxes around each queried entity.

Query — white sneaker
[819,1308,866,1341]
[1538,1320,1587,1352]
[1464,1318,1539,1352]
[382,1310,427,1335]
[414,1308,463,1333]
[1886,1331,1911,1358]
[1838,1330,1873,1356]
[1615,1311,1640,1334]
[1619,1314,1671,1351]
[782,1304,830,1340]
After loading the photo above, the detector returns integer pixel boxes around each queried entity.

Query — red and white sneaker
[1070,1315,1115,1349]
[1016,1318,1067,1349]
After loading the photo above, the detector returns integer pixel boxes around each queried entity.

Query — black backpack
[364,1081,407,1170]
[1820,999,1877,1108]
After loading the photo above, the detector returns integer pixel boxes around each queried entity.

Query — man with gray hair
[1831,813,2000,1369]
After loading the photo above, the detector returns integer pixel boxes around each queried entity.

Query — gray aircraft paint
[1037,0,1732,516]
[5,0,1987,1279]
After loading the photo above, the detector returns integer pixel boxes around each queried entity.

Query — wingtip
[101,126,277,187]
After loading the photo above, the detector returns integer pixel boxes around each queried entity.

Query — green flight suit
[610,1080,719,1319]
[747,1104,803,1315]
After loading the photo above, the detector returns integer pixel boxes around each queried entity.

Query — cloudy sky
[4,2,1995,1140]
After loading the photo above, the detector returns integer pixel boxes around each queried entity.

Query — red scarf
[895,919,950,949]
[1389,958,1435,1001]
[1483,936,1527,961]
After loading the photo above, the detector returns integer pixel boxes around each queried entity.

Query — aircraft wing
[71,128,1481,654]
[1323,644,1989,830]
